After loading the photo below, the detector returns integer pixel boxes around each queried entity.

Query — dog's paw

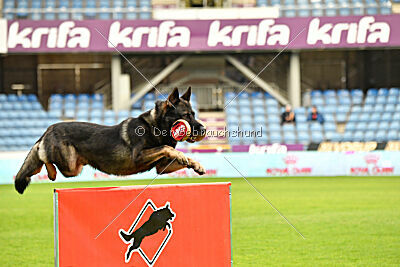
[174,151,189,166]
[190,160,206,175]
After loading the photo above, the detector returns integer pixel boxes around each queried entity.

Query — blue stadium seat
[353,131,364,141]
[266,106,279,115]
[334,113,346,122]
[91,101,104,110]
[356,122,367,131]
[310,122,322,131]
[226,106,239,116]
[252,99,264,107]
[346,122,356,131]
[255,135,268,145]
[296,114,307,123]
[90,118,103,125]
[253,106,265,115]
[7,95,19,102]
[324,105,336,114]
[265,98,278,107]
[229,135,242,145]
[239,98,251,107]
[118,110,130,120]
[268,123,281,132]
[295,107,306,115]
[255,122,266,131]
[64,109,75,118]
[131,110,142,118]
[363,131,375,141]
[384,104,396,113]
[339,96,351,105]
[298,4,310,17]
[387,130,398,140]
[324,123,336,132]
[337,105,350,114]
[381,113,392,121]
[257,0,268,6]
[284,132,297,143]
[72,0,84,20]
[312,3,324,16]
[267,115,280,124]
[76,110,89,120]
[376,96,387,104]
[390,121,400,131]
[378,88,388,96]
[269,132,281,143]
[90,109,102,119]
[359,113,370,122]
[369,113,381,121]
[389,87,399,96]
[50,101,63,110]
[375,130,387,141]
[311,97,324,106]
[362,105,374,113]
[126,0,138,19]
[364,96,375,105]
[311,132,323,143]
[59,0,69,20]
[251,92,263,98]
[387,97,397,104]
[297,131,310,144]
[342,131,353,141]
[254,115,266,124]
[379,121,389,129]
[282,124,295,132]
[352,96,363,105]
[104,117,116,126]
[239,107,252,116]
[322,113,333,123]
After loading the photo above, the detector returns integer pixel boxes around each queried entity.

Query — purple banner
[2,15,400,53]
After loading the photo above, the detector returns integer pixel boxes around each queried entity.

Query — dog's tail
[15,143,43,194]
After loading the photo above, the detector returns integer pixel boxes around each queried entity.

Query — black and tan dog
[15,87,206,194]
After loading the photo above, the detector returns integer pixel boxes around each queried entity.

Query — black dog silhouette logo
[118,200,176,265]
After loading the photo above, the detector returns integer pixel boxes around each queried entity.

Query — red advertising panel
[54,182,232,267]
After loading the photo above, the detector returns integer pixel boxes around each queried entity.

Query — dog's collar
[121,118,133,147]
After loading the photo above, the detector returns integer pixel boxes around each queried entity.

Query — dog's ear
[181,86,191,101]
[167,88,180,107]
[166,203,169,208]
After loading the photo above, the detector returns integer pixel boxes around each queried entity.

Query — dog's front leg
[133,146,205,175]
[155,157,205,175]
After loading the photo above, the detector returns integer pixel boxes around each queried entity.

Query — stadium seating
[1,0,392,19]
[224,87,400,145]
[0,92,198,151]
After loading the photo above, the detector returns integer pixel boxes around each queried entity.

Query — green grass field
[1,176,399,266]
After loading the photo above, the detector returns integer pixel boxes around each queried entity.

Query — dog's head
[156,87,206,143]
[156,204,175,222]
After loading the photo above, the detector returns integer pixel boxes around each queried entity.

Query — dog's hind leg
[56,145,85,178]
[45,163,57,181]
